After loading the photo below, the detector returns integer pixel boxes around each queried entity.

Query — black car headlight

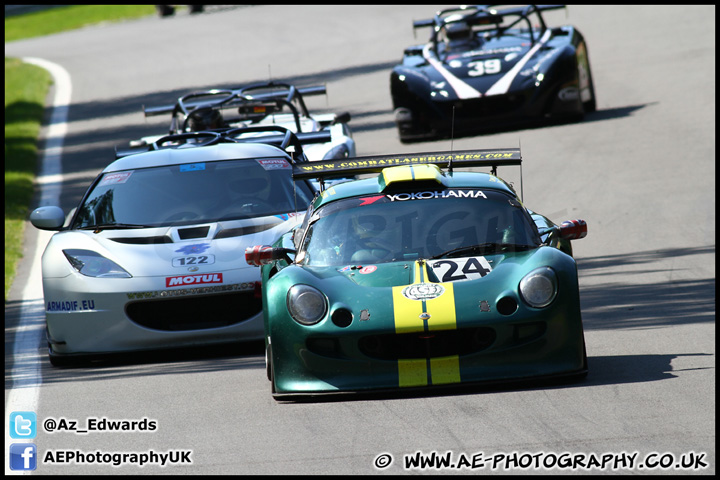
[286,284,327,325]
[63,249,132,278]
[519,267,557,308]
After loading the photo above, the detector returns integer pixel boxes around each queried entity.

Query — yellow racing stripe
[392,260,461,387]
[392,287,424,333]
[426,282,456,331]
[430,355,461,384]
[398,358,428,387]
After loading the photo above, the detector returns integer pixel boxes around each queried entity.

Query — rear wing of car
[142,82,328,135]
[413,4,566,28]
[114,126,331,162]
[292,148,523,198]
[292,148,519,177]
[414,4,566,48]
[143,83,326,118]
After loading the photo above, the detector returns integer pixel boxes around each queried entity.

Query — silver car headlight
[519,267,557,308]
[322,143,349,160]
[286,284,327,325]
[63,249,132,278]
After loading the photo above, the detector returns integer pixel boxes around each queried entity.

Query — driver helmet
[187,108,224,131]
[352,214,386,239]
[441,17,475,48]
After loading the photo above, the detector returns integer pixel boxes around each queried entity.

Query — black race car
[390,5,596,142]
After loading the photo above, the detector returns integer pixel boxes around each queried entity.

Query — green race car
[245,148,588,399]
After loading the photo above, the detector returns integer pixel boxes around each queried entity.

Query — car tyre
[583,70,597,114]
[580,44,597,113]
[575,339,589,380]
[266,343,278,395]
[265,343,273,382]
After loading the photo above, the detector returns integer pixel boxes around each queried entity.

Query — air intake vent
[359,327,496,360]
[178,226,210,239]
[126,291,261,331]
[214,223,277,239]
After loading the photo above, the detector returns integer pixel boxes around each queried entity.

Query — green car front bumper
[264,248,586,397]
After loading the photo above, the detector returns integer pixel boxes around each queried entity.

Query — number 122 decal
[431,257,492,282]
[172,255,215,267]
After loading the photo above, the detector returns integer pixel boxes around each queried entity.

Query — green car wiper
[429,243,536,259]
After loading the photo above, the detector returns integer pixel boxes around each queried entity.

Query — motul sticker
[166,273,223,288]
[98,171,133,186]
[402,283,445,301]
[257,158,290,170]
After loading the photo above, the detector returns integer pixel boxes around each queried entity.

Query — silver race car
[31,128,321,366]
[134,81,356,161]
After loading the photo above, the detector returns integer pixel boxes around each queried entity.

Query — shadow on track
[274,351,713,404]
[578,245,715,330]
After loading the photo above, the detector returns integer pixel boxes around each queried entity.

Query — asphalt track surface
[5,5,715,475]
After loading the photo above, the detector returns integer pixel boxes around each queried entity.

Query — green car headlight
[519,267,557,308]
[287,284,327,325]
[63,249,132,278]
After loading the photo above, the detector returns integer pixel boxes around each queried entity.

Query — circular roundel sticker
[359,265,377,274]
[402,283,445,301]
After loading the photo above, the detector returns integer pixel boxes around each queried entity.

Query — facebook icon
[10,443,37,471]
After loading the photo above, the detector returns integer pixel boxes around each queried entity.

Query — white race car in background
[133,81,356,162]
[31,128,322,366]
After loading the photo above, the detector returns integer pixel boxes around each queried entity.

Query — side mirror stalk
[245,245,296,266]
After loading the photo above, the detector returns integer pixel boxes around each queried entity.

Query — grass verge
[5,5,156,43]
[5,6,157,300]
[4,57,52,300]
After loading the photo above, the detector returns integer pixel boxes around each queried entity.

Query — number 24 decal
[467,59,502,77]
[431,257,492,282]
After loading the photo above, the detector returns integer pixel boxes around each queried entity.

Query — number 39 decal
[467,58,502,77]
[431,257,492,282]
